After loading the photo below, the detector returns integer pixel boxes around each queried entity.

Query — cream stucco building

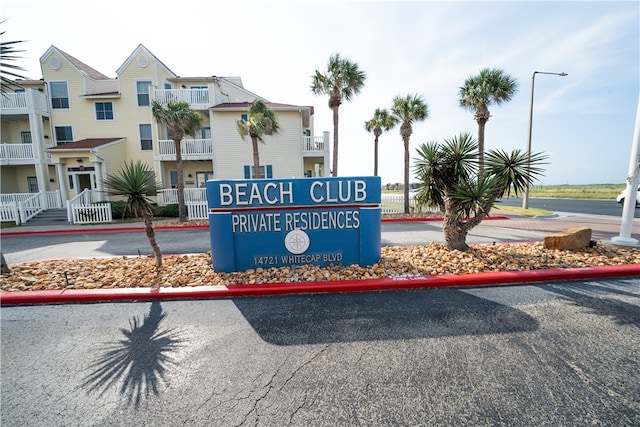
[1,44,329,221]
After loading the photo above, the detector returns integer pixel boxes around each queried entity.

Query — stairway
[27,208,69,226]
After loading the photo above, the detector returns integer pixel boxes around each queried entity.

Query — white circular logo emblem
[284,229,310,254]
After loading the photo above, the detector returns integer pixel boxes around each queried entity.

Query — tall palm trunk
[475,106,490,174]
[174,138,186,222]
[403,137,411,214]
[251,135,260,178]
[332,105,339,176]
[373,133,380,176]
[143,211,163,269]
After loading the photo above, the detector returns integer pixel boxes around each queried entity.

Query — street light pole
[522,71,567,209]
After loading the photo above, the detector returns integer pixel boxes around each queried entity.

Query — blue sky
[4,0,638,186]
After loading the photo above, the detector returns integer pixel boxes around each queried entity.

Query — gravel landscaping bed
[2,242,639,292]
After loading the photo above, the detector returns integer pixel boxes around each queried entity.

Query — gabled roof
[116,44,176,77]
[211,102,314,115]
[47,138,125,151]
[41,46,111,80]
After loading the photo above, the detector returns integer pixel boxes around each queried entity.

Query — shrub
[154,203,179,218]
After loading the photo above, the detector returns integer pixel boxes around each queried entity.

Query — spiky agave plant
[104,161,163,269]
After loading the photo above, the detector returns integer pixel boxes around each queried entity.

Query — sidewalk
[2,213,639,305]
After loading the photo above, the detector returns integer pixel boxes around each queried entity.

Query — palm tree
[151,100,203,222]
[1,21,28,94]
[364,108,397,176]
[104,161,163,269]
[311,53,366,176]
[414,132,546,250]
[390,94,429,214]
[458,67,518,173]
[236,99,281,179]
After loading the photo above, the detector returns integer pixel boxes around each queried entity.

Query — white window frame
[139,123,153,150]
[136,80,152,107]
[54,125,74,145]
[95,101,114,120]
[50,81,70,109]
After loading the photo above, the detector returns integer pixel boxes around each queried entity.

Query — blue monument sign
[207,176,381,273]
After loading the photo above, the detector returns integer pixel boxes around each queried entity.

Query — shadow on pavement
[233,288,539,346]
[82,301,185,407]
[542,280,640,328]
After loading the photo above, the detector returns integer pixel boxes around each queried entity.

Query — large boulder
[543,227,592,250]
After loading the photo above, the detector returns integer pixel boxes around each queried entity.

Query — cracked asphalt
[2,278,639,426]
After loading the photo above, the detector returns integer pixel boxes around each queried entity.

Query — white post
[610,93,640,246]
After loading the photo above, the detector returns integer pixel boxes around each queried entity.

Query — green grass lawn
[522,184,624,200]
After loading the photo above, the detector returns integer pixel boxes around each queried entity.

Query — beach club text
[207,176,381,273]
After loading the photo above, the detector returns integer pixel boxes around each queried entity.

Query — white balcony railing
[0,143,35,161]
[303,136,328,153]
[157,139,213,158]
[153,89,210,107]
[0,90,49,113]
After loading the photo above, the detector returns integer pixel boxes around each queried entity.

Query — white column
[610,94,640,246]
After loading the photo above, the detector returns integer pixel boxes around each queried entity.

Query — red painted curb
[2,264,638,306]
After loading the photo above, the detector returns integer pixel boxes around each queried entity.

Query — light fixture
[188,174,193,178]
[49,178,55,183]
[77,158,83,163]
[522,71,568,209]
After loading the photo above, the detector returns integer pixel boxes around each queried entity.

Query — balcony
[153,89,210,109]
[157,139,214,161]
[303,135,329,155]
[1,143,35,164]
[0,90,49,115]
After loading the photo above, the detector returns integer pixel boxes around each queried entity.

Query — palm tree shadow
[83,301,184,407]
[543,281,640,328]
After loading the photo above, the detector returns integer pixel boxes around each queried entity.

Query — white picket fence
[380,193,439,214]
[0,191,63,224]
[187,202,209,220]
[67,189,113,224]
[174,193,438,220]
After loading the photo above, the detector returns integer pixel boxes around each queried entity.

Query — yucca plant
[414,132,546,250]
[104,161,163,269]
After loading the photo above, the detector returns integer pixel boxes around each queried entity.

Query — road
[2,278,638,426]
[498,197,639,217]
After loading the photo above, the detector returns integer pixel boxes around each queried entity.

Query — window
[241,114,248,122]
[95,102,114,120]
[21,131,32,143]
[136,80,152,106]
[27,176,38,193]
[244,165,273,179]
[139,124,152,150]
[50,82,69,109]
[54,126,73,145]
[196,127,211,139]
[196,171,214,188]
[169,170,177,189]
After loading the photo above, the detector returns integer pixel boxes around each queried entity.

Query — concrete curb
[2,264,639,306]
